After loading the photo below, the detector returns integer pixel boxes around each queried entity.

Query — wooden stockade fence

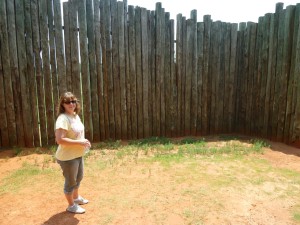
[0,0,300,148]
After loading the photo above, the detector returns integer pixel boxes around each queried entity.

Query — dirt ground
[0,138,300,225]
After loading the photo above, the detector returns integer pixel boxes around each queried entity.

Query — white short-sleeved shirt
[55,113,85,161]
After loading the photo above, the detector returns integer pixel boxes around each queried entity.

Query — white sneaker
[66,203,85,214]
[74,195,89,205]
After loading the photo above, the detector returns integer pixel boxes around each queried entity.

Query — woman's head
[56,92,81,116]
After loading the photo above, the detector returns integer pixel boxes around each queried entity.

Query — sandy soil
[0,139,299,225]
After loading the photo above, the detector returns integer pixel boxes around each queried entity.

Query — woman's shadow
[43,211,79,225]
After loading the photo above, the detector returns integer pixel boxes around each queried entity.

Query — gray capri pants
[57,157,84,194]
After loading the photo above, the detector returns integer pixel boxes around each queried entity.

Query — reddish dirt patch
[260,141,300,173]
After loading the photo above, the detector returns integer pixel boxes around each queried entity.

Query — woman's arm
[55,128,90,148]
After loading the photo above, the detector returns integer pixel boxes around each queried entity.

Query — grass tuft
[250,139,269,153]
[129,136,171,146]
[13,146,23,156]
[94,140,122,149]
[179,137,206,145]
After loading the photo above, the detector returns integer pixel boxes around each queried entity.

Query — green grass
[294,213,300,221]
[88,137,269,167]
[293,205,300,222]
[0,162,56,194]
[129,136,172,146]
[94,140,122,149]
[179,137,206,144]
[251,139,270,152]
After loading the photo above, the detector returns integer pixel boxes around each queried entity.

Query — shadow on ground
[43,211,80,225]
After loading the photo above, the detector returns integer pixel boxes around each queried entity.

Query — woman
[55,92,91,214]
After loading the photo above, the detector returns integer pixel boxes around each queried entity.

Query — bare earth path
[0,138,299,225]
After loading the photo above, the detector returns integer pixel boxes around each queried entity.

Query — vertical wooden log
[0,47,9,147]
[135,7,143,138]
[141,8,149,138]
[0,0,17,146]
[63,2,72,92]
[223,23,231,133]
[47,0,58,102]
[276,8,291,141]
[228,23,238,132]
[149,11,155,137]
[15,0,34,147]
[217,22,226,133]
[181,17,187,135]
[69,0,80,98]
[166,15,178,137]
[185,19,192,135]
[237,22,245,135]
[216,21,224,133]
[32,0,47,146]
[160,7,166,137]
[100,0,110,139]
[253,17,264,135]
[155,3,162,137]
[54,0,67,96]
[235,22,246,133]
[249,17,267,137]
[170,19,176,136]
[259,15,271,138]
[241,22,250,135]
[111,0,121,140]
[128,6,137,139]
[25,0,40,146]
[118,2,128,139]
[190,10,198,136]
[266,14,276,138]
[78,0,92,140]
[107,0,116,140]
[208,21,216,134]
[176,14,183,136]
[280,6,295,142]
[124,1,131,140]
[292,4,300,143]
[247,22,257,135]
[164,13,171,137]
[201,15,211,135]
[94,0,106,140]
[196,22,204,135]
[262,14,272,137]
[288,4,300,143]
[209,21,219,134]
[234,24,241,133]
[40,0,55,145]
[214,21,223,133]
[271,9,284,140]
[268,3,283,139]
[105,0,115,139]
[286,4,299,142]
[6,0,25,146]
[87,0,100,141]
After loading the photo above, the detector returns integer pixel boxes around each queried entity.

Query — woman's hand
[81,139,91,148]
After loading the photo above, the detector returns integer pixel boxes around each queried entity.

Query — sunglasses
[64,100,77,104]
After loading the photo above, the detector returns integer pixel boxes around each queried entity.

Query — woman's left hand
[81,139,91,148]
